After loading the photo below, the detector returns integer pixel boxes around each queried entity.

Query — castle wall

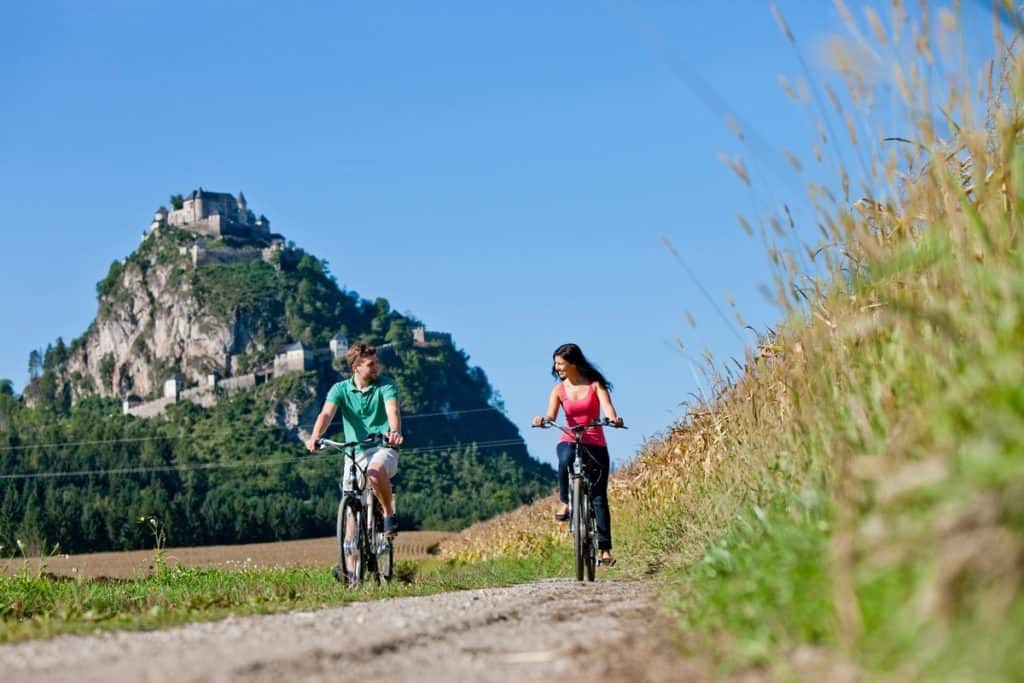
[187,216,224,238]
[125,396,176,418]
[202,195,236,219]
[273,349,312,376]
[180,386,217,408]
[195,246,264,266]
[218,374,258,392]
[167,204,198,226]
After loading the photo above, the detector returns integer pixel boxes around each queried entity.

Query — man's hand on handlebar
[386,430,404,447]
[305,436,320,453]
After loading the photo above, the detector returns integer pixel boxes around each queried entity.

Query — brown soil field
[0,532,452,580]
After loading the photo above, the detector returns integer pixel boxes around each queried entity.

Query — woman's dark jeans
[556,441,612,550]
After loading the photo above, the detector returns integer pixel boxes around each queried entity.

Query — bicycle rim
[378,538,394,583]
[369,502,393,584]
[572,477,584,581]
[583,490,596,582]
[337,499,364,586]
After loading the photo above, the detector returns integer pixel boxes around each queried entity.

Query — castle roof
[189,188,237,201]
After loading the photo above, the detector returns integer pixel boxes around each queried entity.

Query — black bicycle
[317,434,395,586]
[533,417,626,581]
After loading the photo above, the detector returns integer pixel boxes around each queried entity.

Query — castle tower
[150,206,168,231]
[194,188,204,220]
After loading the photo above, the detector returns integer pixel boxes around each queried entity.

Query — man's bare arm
[384,399,403,446]
[305,403,338,452]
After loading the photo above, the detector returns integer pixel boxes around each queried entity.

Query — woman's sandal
[554,510,570,522]
[598,556,617,567]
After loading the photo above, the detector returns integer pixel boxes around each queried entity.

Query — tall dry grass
[444,2,1024,677]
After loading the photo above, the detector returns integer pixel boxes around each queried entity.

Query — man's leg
[367,447,399,533]
[367,464,394,516]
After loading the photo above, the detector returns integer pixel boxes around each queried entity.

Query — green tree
[28,350,41,380]
[99,353,115,392]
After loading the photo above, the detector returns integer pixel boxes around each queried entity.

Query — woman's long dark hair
[551,343,613,391]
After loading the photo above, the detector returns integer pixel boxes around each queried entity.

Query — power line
[0,406,506,453]
[0,438,530,481]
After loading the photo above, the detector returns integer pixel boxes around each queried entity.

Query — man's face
[353,354,380,382]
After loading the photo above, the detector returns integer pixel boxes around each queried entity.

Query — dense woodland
[0,229,554,554]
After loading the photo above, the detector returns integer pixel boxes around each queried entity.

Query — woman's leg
[556,442,574,505]
[586,445,613,551]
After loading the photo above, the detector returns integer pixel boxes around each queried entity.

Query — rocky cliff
[35,224,359,406]
[65,230,238,400]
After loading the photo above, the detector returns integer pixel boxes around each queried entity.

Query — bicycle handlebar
[531,417,627,436]
[317,433,391,451]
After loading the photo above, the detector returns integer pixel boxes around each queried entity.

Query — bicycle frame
[533,418,624,581]
[318,434,394,586]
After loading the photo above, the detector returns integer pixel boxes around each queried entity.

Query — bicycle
[317,433,396,587]
[533,417,626,581]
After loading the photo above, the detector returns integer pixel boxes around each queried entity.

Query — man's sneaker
[332,564,354,584]
[383,515,399,535]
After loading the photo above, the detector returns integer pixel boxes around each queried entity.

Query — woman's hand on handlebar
[532,416,550,428]
[608,416,625,428]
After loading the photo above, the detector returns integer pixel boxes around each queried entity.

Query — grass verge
[0,550,569,644]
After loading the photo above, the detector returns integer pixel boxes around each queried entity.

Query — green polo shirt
[325,376,399,448]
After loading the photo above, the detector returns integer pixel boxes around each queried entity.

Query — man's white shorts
[343,446,399,501]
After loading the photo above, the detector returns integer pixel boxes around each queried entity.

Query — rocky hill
[4,193,553,551]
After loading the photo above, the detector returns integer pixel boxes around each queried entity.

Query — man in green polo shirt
[306,343,404,535]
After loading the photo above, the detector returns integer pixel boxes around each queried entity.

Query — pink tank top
[558,383,607,446]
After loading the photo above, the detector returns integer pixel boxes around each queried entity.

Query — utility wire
[0,406,506,453]
[0,438,530,481]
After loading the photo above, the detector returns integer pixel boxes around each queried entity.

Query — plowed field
[0,532,452,579]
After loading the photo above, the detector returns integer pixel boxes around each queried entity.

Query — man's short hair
[346,343,377,370]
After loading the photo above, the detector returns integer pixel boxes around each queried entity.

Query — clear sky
[0,2,997,469]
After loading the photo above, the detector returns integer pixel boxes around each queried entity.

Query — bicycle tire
[336,498,365,586]
[582,487,596,582]
[369,501,394,584]
[572,477,585,581]
[378,536,394,584]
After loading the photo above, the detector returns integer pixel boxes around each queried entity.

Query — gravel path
[2,579,697,682]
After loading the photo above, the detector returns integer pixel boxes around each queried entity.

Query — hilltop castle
[150,188,272,240]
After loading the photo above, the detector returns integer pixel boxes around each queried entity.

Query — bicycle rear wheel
[572,477,585,581]
[369,501,394,584]
[336,498,365,586]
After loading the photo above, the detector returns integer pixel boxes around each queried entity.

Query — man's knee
[367,465,388,484]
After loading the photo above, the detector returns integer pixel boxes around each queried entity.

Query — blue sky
[0,2,997,469]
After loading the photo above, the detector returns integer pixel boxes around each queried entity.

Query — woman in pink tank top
[532,343,624,567]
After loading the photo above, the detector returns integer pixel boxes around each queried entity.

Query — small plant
[138,515,168,573]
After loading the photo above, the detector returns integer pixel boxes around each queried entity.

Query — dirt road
[1,578,695,682]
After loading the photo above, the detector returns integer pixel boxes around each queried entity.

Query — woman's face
[553,355,574,379]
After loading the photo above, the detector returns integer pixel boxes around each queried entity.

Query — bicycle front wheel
[582,488,596,582]
[336,498,365,586]
[572,477,585,581]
